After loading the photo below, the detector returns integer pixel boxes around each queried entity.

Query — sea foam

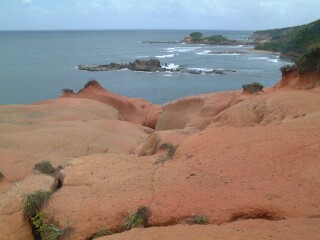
[163,63,180,70]
[155,54,177,58]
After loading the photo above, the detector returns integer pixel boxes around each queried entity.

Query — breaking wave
[155,54,178,58]
[249,57,279,63]
[163,63,180,70]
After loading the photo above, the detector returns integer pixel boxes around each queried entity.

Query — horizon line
[0,28,258,32]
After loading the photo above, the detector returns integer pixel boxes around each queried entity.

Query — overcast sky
[1,0,319,30]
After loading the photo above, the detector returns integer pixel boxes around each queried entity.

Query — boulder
[66,81,162,129]
[0,174,55,240]
[156,91,246,131]
[128,59,162,72]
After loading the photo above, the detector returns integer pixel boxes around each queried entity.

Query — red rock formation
[156,91,247,131]
[62,81,162,129]
[273,69,320,90]
[1,75,320,240]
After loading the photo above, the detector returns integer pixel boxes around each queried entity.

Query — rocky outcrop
[0,174,55,240]
[78,59,162,72]
[63,81,162,129]
[1,73,320,240]
[78,59,236,75]
[156,91,247,131]
[273,68,320,90]
[128,59,162,71]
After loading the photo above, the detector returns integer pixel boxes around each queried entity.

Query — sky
[1,0,319,30]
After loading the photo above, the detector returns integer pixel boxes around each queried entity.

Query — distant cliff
[250,19,320,60]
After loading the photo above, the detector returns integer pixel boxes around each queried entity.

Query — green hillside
[252,19,320,59]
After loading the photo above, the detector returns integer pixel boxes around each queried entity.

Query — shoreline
[248,48,281,56]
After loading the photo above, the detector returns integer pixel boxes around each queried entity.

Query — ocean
[0,30,292,105]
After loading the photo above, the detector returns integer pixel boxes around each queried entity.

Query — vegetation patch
[280,64,297,74]
[92,229,113,239]
[206,35,228,43]
[186,215,208,225]
[296,43,320,73]
[189,32,204,42]
[155,143,178,164]
[0,172,4,181]
[61,88,74,94]
[189,32,232,44]
[254,19,320,58]
[122,206,150,231]
[32,211,72,240]
[242,82,264,94]
[34,160,56,175]
[22,190,52,218]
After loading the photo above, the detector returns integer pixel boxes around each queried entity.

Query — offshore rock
[78,59,236,75]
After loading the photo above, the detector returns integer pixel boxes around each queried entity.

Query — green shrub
[0,172,4,181]
[122,206,149,231]
[280,64,297,74]
[190,32,203,42]
[34,160,56,175]
[186,215,208,225]
[61,88,74,94]
[160,143,177,160]
[32,212,71,240]
[206,35,228,43]
[22,190,52,218]
[296,44,320,73]
[242,82,264,94]
[92,229,113,239]
[155,143,178,164]
[254,19,320,57]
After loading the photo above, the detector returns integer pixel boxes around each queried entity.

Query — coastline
[248,48,281,56]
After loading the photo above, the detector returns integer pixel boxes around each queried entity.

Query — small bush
[206,35,228,43]
[155,143,178,164]
[186,215,208,225]
[190,32,203,42]
[155,155,167,164]
[280,64,297,74]
[32,212,72,240]
[242,82,264,94]
[22,190,52,218]
[61,88,74,94]
[92,229,113,239]
[122,206,150,231]
[34,160,56,175]
[0,172,4,181]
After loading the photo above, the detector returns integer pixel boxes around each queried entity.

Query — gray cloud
[1,0,319,30]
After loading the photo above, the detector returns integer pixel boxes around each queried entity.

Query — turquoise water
[0,30,292,105]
